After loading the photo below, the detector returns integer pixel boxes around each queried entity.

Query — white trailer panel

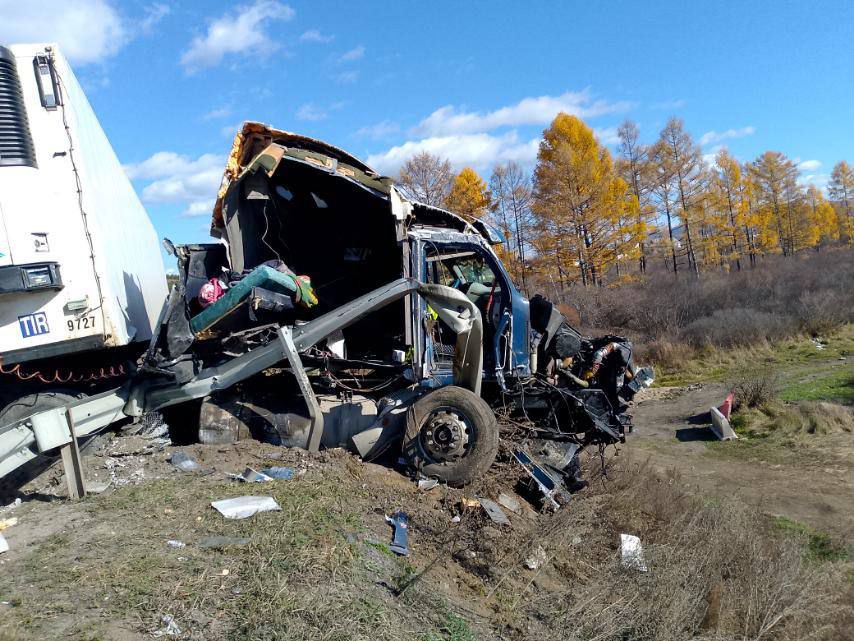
[0,44,166,364]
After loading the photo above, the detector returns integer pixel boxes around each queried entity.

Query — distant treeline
[397,115,853,290]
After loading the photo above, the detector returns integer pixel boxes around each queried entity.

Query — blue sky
[2,0,852,270]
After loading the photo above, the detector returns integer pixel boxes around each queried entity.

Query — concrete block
[710,407,738,441]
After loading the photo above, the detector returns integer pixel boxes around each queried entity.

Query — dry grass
[733,400,854,437]
[1,451,850,641]
[531,459,851,641]
[1,469,460,641]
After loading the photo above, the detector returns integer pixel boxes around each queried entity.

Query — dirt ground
[629,382,854,537]
[0,369,851,640]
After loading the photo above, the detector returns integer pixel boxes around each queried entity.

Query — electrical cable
[52,55,106,321]
[0,361,127,384]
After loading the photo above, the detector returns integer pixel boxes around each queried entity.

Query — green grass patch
[772,516,850,563]
[654,324,854,387]
[419,613,477,641]
[780,367,854,404]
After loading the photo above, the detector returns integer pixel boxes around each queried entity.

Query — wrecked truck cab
[0,124,651,493]
[141,121,651,486]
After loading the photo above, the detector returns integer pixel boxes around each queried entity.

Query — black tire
[0,390,84,428]
[402,386,498,488]
[0,390,85,498]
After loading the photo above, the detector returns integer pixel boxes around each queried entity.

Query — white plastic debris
[1,498,21,513]
[525,545,547,570]
[211,496,281,519]
[497,493,521,514]
[86,482,111,494]
[620,533,648,572]
[450,515,461,523]
[166,540,186,549]
[0,533,8,554]
[170,451,201,472]
[152,614,181,637]
[418,477,439,491]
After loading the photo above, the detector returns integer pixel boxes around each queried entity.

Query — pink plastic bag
[198,278,228,308]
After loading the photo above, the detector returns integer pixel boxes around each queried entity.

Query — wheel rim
[419,407,473,462]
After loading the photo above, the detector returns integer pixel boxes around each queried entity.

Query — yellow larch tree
[828,160,853,241]
[709,149,751,270]
[444,167,491,220]
[805,184,839,247]
[532,113,636,287]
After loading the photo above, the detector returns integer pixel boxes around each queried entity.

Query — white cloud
[367,131,540,175]
[300,29,333,43]
[594,127,620,146]
[139,3,170,34]
[180,0,295,71]
[798,159,822,172]
[651,99,686,110]
[202,106,232,121]
[702,144,725,168]
[334,70,359,84]
[183,200,216,217]
[355,120,401,140]
[411,90,632,137]
[0,0,126,65]
[338,45,365,62]
[125,151,224,217]
[698,126,755,146]
[296,103,327,121]
[800,173,830,191]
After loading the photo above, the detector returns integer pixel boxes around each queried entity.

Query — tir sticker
[19,312,50,338]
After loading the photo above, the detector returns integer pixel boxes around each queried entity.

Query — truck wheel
[403,386,498,488]
[0,390,84,430]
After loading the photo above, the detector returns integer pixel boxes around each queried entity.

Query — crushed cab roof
[211,122,501,245]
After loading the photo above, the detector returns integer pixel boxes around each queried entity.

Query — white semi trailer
[0,44,167,413]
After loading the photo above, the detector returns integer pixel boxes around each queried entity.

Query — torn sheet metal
[478,498,511,526]
[385,511,409,556]
[229,467,273,483]
[512,448,569,509]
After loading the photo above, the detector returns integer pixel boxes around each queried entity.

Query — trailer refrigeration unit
[0,44,167,414]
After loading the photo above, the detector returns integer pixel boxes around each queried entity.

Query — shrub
[548,249,854,353]
[541,461,849,641]
[680,308,793,348]
[732,370,780,408]
[797,289,851,335]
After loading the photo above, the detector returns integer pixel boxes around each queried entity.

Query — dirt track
[629,384,854,537]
